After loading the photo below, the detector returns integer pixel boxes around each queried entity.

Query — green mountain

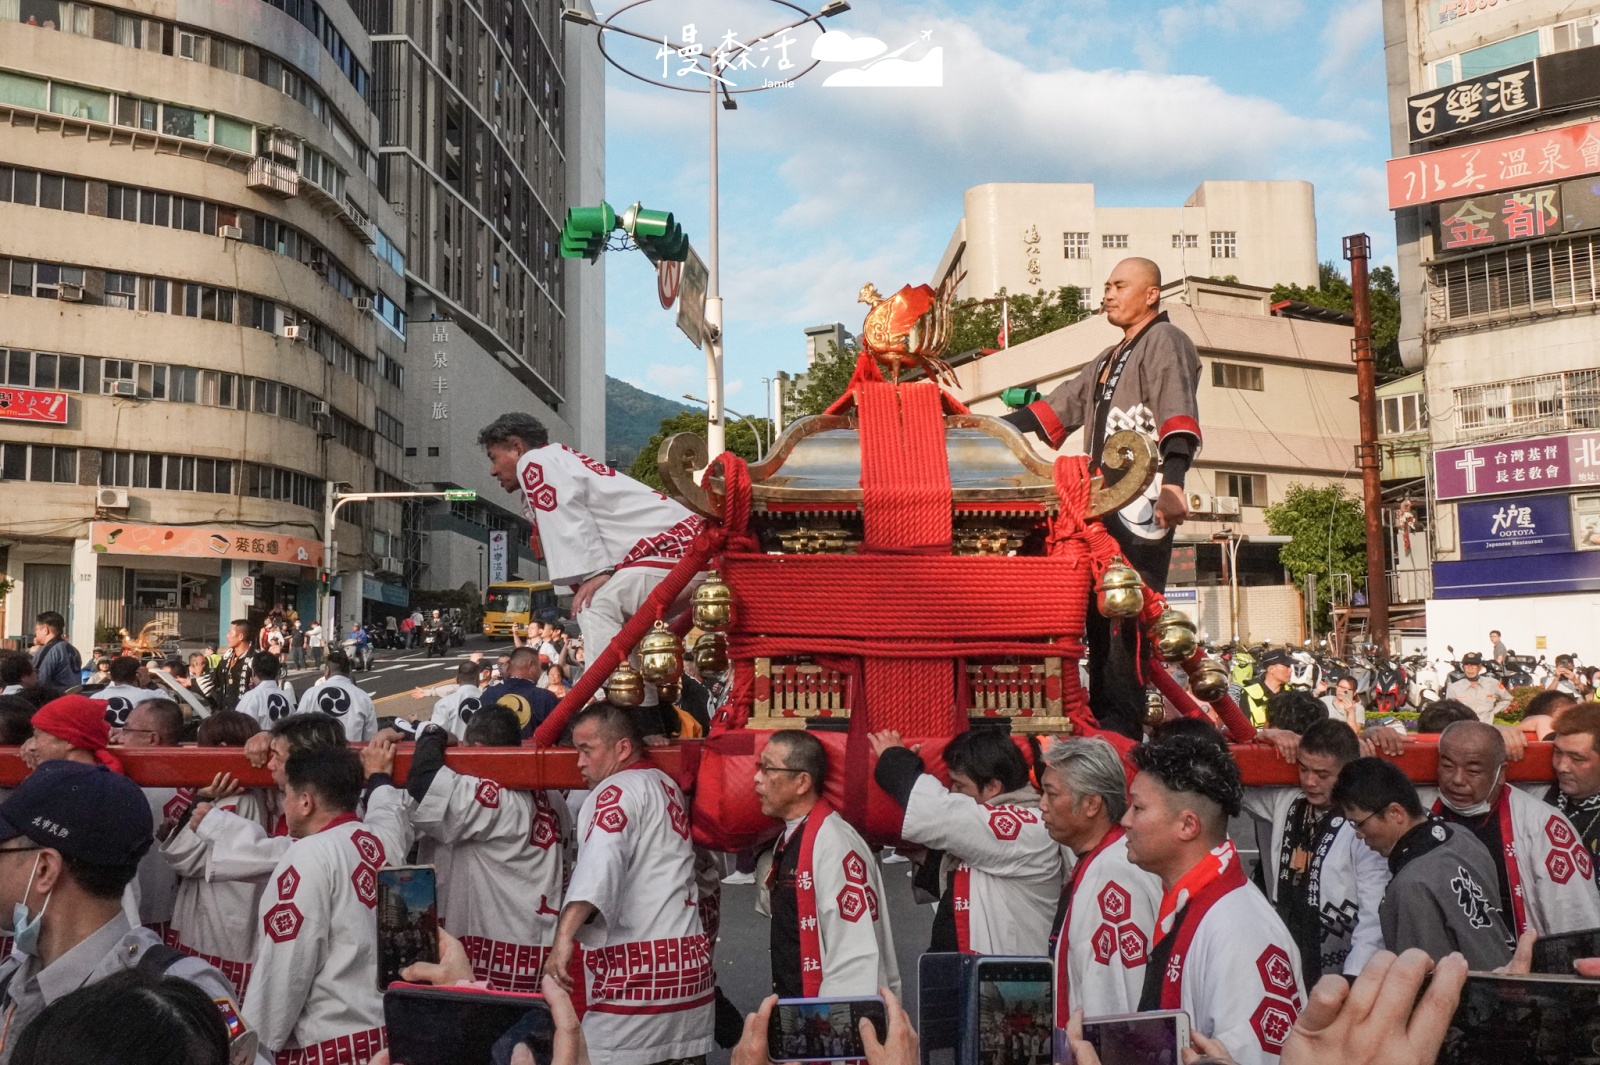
[606,376,695,469]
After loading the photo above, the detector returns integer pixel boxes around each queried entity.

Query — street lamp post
[322,488,477,638]
[562,1,849,459]
[684,393,767,457]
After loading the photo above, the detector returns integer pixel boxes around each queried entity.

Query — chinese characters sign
[88,522,324,568]
[653,23,799,88]
[1433,430,1600,500]
[1435,184,1561,252]
[431,323,450,421]
[1431,0,1524,28]
[488,530,508,584]
[1409,62,1537,142]
[1457,494,1572,559]
[1387,116,1600,209]
[0,386,68,424]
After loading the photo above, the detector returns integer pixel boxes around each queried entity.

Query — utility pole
[323,488,477,638]
[1344,233,1389,651]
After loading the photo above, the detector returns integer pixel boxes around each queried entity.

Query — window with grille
[1453,370,1600,437]
[1427,234,1600,328]
[1216,471,1267,507]
[1063,232,1089,259]
[1211,361,1264,391]
[1210,231,1237,259]
[1102,234,1128,249]
[1172,234,1198,249]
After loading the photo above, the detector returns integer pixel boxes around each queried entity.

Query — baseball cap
[1259,649,1292,668]
[0,761,153,865]
[1461,652,1484,666]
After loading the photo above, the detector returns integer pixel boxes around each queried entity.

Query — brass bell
[637,621,684,686]
[1144,688,1166,726]
[605,662,645,708]
[691,571,735,632]
[1188,656,1230,702]
[1096,559,1145,619]
[654,679,681,706]
[693,631,729,675]
[1148,609,1199,663]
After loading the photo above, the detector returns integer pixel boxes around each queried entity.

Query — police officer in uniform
[1242,648,1297,727]
[0,761,264,1064]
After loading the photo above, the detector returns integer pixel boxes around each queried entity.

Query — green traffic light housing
[559,201,617,261]
[1000,386,1042,408]
[621,202,689,264]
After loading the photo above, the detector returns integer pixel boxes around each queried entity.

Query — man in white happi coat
[366,707,569,991]
[543,705,713,1065]
[242,745,404,1065]
[425,661,488,740]
[293,650,376,742]
[869,728,1064,955]
[753,730,899,998]
[1240,718,1389,985]
[114,698,188,938]
[90,654,163,727]
[480,413,703,705]
[1038,736,1160,1024]
[1124,734,1305,1065]
[236,652,298,729]
[1430,720,1600,938]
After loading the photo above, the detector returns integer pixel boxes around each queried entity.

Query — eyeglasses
[1347,810,1380,830]
[755,763,806,777]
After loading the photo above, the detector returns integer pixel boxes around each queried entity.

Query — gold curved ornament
[1089,430,1159,519]
[658,432,717,519]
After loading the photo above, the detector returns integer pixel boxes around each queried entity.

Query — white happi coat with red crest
[757,805,902,997]
[565,766,714,1065]
[367,771,571,992]
[899,777,1067,956]
[242,816,398,1063]
[160,789,274,996]
[1052,829,1160,1022]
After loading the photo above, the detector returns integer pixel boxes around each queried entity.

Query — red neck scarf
[1053,825,1125,1026]
[1157,840,1242,936]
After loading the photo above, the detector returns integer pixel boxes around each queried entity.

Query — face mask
[1443,767,1503,818]
[11,853,51,959]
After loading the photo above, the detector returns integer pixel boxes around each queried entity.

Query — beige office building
[0,0,411,650]
[935,181,1320,304]
[950,277,1360,643]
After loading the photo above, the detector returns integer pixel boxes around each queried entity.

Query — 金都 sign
[1436,184,1562,252]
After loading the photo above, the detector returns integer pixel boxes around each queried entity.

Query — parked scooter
[1371,652,1410,716]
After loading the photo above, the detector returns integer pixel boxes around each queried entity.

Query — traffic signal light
[621,202,689,264]
[1000,386,1042,408]
[560,202,616,261]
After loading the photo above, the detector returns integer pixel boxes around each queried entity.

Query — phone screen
[1531,927,1600,975]
[768,997,888,1061]
[1082,1015,1183,1065]
[974,963,1052,1065]
[377,866,439,989]
[383,984,546,1065]
[918,953,962,1065]
[1440,973,1600,1064]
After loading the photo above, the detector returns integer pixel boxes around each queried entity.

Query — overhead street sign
[444,489,478,502]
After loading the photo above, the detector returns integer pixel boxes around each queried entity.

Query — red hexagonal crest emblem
[595,786,623,808]
[521,462,545,490]
[1098,881,1132,922]
[350,829,386,869]
[1256,945,1297,996]
[595,806,628,834]
[1548,848,1576,885]
[276,867,301,901]
[842,852,868,885]
[352,864,378,908]
[530,807,561,850]
[1576,845,1595,881]
[866,886,880,921]
[263,902,303,942]
[1117,925,1148,966]
[1091,922,1116,964]
[837,885,867,922]
[1250,996,1298,1052]
[571,449,615,478]
[475,781,501,809]
[531,485,558,512]
[988,809,1022,841]
[164,791,192,821]
[1547,816,1578,849]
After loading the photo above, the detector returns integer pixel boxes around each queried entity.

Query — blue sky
[592,0,1392,416]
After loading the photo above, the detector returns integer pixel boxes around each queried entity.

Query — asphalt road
[280,635,517,721]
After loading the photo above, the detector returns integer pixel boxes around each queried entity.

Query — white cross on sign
[1455,448,1486,493]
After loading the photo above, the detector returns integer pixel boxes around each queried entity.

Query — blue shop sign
[1458,494,1572,559]
[363,580,411,607]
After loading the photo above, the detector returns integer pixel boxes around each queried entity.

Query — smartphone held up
[377,865,440,989]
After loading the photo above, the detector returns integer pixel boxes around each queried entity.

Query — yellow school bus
[482,580,558,636]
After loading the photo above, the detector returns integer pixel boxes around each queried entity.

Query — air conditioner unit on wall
[57,284,84,302]
[1213,495,1242,517]
[97,487,129,510]
[282,325,303,341]
[1186,492,1213,516]
[101,379,137,397]
[378,556,401,572]
[351,296,372,312]
[218,224,242,240]
[311,413,334,439]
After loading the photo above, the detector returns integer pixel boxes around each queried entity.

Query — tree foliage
[626,410,769,490]
[784,339,861,421]
[1262,484,1368,633]
[1272,261,1404,379]
[948,286,1091,357]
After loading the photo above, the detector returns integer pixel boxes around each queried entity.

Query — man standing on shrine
[479,413,702,705]
[1002,258,1200,738]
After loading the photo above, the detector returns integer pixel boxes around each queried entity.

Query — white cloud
[812,30,888,63]
[642,361,703,396]
[822,48,944,87]
[1317,0,1382,83]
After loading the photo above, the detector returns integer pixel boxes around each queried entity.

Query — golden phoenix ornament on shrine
[857,268,966,387]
